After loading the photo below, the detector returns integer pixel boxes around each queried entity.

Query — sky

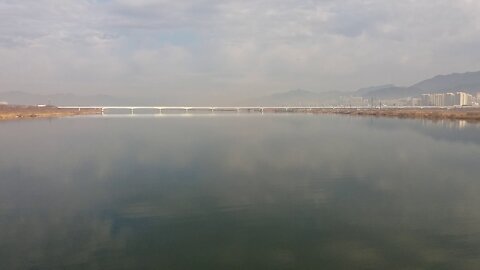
[1,0,480,103]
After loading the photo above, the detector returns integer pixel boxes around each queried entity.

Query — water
[1,114,479,269]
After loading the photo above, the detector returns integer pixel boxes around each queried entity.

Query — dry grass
[0,105,101,121]
[2,105,480,122]
[311,107,480,121]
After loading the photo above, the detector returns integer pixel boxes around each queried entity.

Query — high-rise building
[419,92,476,106]
[456,92,473,106]
[445,93,455,106]
[408,98,421,106]
[421,94,432,106]
[432,93,445,106]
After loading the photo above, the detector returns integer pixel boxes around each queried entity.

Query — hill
[257,70,480,105]
[250,89,346,106]
[411,71,480,92]
[357,71,480,99]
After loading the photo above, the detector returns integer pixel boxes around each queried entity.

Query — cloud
[1,0,480,102]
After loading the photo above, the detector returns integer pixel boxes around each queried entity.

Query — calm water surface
[1,114,480,269]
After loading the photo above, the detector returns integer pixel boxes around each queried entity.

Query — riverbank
[0,105,101,121]
[308,107,480,121]
[2,105,480,122]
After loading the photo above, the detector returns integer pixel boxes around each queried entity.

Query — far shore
[1,104,480,122]
[307,107,480,122]
[0,105,101,121]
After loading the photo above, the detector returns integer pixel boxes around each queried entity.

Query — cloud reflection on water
[0,115,480,269]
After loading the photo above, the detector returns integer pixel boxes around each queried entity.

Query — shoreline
[1,105,480,122]
[308,107,480,122]
[0,105,101,121]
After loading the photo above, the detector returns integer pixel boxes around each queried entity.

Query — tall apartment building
[456,92,473,106]
[421,94,432,106]
[420,92,473,106]
[432,93,445,106]
[445,93,456,106]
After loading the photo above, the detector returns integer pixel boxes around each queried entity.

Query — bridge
[58,105,462,115]
[58,106,343,114]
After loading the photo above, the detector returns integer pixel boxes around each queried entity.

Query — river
[1,114,479,269]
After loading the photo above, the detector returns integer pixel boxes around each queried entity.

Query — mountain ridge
[357,70,480,99]
[2,70,480,106]
[254,70,480,104]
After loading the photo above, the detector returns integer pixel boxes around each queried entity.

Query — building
[432,93,445,106]
[456,92,473,106]
[445,93,456,106]
[419,91,476,106]
[421,94,432,106]
[340,96,368,107]
[407,97,421,106]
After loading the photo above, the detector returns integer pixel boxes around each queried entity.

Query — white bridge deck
[58,105,458,114]
[59,106,338,113]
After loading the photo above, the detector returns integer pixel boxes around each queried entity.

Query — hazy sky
[1,0,480,102]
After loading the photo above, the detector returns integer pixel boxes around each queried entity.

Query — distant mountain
[411,71,480,92]
[257,70,480,105]
[355,85,421,99]
[355,84,395,96]
[0,91,130,106]
[251,89,345,106]
[4,70,480,106]
[357,71,480,99]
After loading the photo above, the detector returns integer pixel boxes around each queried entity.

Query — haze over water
[1,114,480,269]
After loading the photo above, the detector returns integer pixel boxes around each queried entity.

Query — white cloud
[1,0,480,101]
